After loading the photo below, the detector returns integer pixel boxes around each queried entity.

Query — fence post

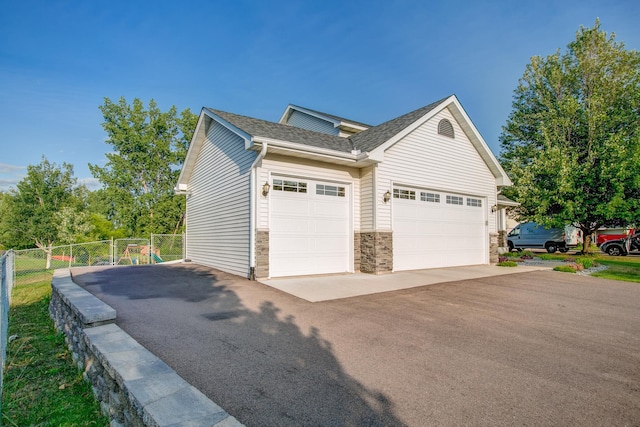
[110,237,114,266]
[69,244,73,269]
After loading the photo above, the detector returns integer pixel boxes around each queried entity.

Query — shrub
[497,261,518,267]
[576,257,596,269]
[554,265,577,273]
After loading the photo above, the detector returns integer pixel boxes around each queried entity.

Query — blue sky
[1,0,639,191]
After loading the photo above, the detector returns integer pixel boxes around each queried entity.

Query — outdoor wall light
[383,190,392,203]
[491,204,498,213]
[262,181,270,196]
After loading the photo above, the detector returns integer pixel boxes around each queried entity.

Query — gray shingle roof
[348,97,450,153]
[207,108,354,153]
[206,96,451,156]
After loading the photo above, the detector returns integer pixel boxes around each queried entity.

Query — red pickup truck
[596,229,634,246]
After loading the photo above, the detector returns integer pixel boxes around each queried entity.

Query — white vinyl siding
[359,166,374,231]
[256,154,360,231]
[377,108,497,233]
[185,121,255,277]
[286,110,339,135]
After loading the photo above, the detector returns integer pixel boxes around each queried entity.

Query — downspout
[249,142,268,280]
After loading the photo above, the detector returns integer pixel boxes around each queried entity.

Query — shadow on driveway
[73,264,405,427]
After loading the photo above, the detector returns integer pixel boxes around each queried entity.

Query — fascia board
[252,136,368,162]
[280,105,340,127]
[177,110,208,187]
[203,109,253,149]
[447,98,512,186]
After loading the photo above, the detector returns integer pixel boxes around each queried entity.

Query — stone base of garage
[256,230,496,277]
[357,231,393,274]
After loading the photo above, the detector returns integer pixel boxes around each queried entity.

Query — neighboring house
[176,95,512,279]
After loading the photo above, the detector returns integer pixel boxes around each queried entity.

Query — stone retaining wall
[49,268,242,427]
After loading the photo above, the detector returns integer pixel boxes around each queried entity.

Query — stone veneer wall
[490,232,499,263]
[498,230,508,249]
[255,230,269,279]
[359,231,393,274]
[49,269,242,427]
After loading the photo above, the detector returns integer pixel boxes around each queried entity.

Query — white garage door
[270,177,351,277]
[393,187,487,271]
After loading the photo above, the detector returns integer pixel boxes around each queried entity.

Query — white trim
[252,136,369,162]
[249,143,268,276]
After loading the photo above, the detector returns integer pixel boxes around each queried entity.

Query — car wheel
[606,245,623,256]
[546,243,558,253]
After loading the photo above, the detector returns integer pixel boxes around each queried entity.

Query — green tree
[89,97,197,235]
[500,20,640,252]
[1,158,81,266]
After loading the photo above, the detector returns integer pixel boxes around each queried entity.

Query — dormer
[279,104,370,138]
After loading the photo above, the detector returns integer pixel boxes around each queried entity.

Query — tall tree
[89,97,197,235]
[1,158,81,266]
[500,20,640,252]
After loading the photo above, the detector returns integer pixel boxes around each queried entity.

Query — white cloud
[78,177,102,190]
[0,163,26,174]
[0,163,26,192]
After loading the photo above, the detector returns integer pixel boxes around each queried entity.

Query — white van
[507,222,581,253]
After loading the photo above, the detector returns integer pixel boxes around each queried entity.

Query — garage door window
[446,195,464,205]
[420,192,440,203]
[467,197,482,207]
[393,189,416,200]
[273,179,307,193]
[316,184,345,197]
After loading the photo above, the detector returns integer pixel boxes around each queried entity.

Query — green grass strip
[2,278,108,427]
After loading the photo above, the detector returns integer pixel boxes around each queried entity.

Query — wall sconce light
[262,181,270,196]
[383,190,391,203]
[491,204,498,213]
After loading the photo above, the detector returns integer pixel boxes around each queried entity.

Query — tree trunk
[582,233,593,255]
[45,244,52,269]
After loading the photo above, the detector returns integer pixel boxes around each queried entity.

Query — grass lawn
[592,255,640,283]
[2,277,108,427]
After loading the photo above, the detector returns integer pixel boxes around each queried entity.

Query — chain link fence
[12,235,183,285]
[1,250,15,398]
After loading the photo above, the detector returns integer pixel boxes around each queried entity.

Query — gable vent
[438,119,455,138]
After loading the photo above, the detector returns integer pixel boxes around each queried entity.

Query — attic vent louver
[438,119,455,138]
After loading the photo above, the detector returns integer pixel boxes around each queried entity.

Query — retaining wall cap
[85,324,243,427]
[52,269,116,324]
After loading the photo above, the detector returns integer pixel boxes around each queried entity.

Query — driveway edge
[50,268,244,427]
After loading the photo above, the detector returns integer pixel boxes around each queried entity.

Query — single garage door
[270,177,351,277]
[393,187,486,271]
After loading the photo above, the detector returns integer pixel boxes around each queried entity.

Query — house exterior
[176,95,512,279]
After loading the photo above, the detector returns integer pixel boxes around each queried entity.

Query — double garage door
[270,177,350,277]
[393,186,487,271]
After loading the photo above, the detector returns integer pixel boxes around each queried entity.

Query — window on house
[467,198,482,207]
[420,192,440,203]
[446,195,463,205]
[438,119,455,138]
[316,184,345,197]
[273,179,307,193]
[393,188,416,200]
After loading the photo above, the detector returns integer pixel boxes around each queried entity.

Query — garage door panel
[393,187,486,271]
[270,178,350,277]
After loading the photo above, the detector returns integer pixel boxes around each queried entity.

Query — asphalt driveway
[71,264,640,426]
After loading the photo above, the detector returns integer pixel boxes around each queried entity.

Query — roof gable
[280,105,370,135]
[178,97,512,189]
